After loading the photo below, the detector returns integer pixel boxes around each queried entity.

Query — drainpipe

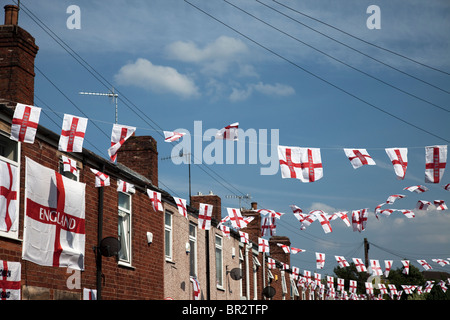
[96,164,105,300]
[245,244,250,300]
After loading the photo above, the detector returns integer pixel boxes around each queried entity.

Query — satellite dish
[262,286,276,298]
[99,237,121,257]
[229,268,243,281]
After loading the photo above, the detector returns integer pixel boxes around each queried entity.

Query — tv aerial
[79,87,119,124]
[225,194,251,209]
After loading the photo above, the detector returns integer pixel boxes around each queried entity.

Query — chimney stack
[241,202,261,245]
[0,4,39,106]
[190,192,222,224]
[4,5,18,25]
[116,136,159,187]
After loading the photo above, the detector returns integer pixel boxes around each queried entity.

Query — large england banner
[22,157,86,270]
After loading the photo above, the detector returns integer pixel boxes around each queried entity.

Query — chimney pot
[4,5,19,25]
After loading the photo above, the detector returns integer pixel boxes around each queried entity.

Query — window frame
[189,222,197,278]
[118,191,132,266]
[0,131,20,240]
[215,234,223,289]
[164,210,173,261]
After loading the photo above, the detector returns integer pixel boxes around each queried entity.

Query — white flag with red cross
[434,200,447,211]
[117,179,135,194]
[316,252,325,269]
[61,155,78,177]
[0,160,18,232]
[403,185,428,193]
[0,260,21,300]
[22,157,86,270]
[278,146,323,182]
[352,258,367,272]
[173,197,188,219]
[90,168,110,187]
[58,114,88,153]
[226,207,248,229]
[344,148,376,169]
[215,122,239,141]
[190,277,201,300]
[335,255,350,268]
[385,148,408,179]
[261,217,276,236]
[10,103,41,144]
[258,237,269,253]
[147,189,163,212]
[425,145,447,183]
[108,124,136,162]
[198,203,213,230]
[163,131,185,142]
[315,211,332,233]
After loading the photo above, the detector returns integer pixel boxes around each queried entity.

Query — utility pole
[364,238,370,268]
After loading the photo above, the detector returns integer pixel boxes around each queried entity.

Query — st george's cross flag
[385,148,408,180]
[344,148,376,169]
[58,114,88,153]
[278,146,323,182]
[22,157,86,270]
[216,122,239,141]
[173,197,188,219]
[198,203,213,230]
[83,288,97,300]
[90,168,110,187]
[61,155,78,176]
[117,179,135,194]
[163,131,185,142]
[10,103,41,144]
[425,145,447,183]
[147,189,163,212]
[108,124,136,162]
[0,160,18,232]
[0,260,21,300]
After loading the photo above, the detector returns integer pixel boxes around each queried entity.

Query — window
[252,256,260,300]
[189,222,197,277]
[215,235,223,288]
[239,248,244,299]
[281,270,287,299]
[0,132,19,239]
[118,192,132,265]
[290,278,299,300]
[164,211,173,260]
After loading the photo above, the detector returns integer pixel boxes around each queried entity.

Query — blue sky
[15,0,450,277]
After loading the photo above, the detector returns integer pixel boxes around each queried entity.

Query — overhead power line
[270,0,450,77]
[224,0,449,114]
[184,0,449,143]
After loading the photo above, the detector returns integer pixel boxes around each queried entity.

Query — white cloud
[114,58,199,98]
[166,36,249,76]
[166,36,248,63]
[229,82,295,101]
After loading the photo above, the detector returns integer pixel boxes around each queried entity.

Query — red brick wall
[0,25,38,106]
[190,193,222,223]
[0,122,165,299]
[117,135,158,187]
[269,236,291,300]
